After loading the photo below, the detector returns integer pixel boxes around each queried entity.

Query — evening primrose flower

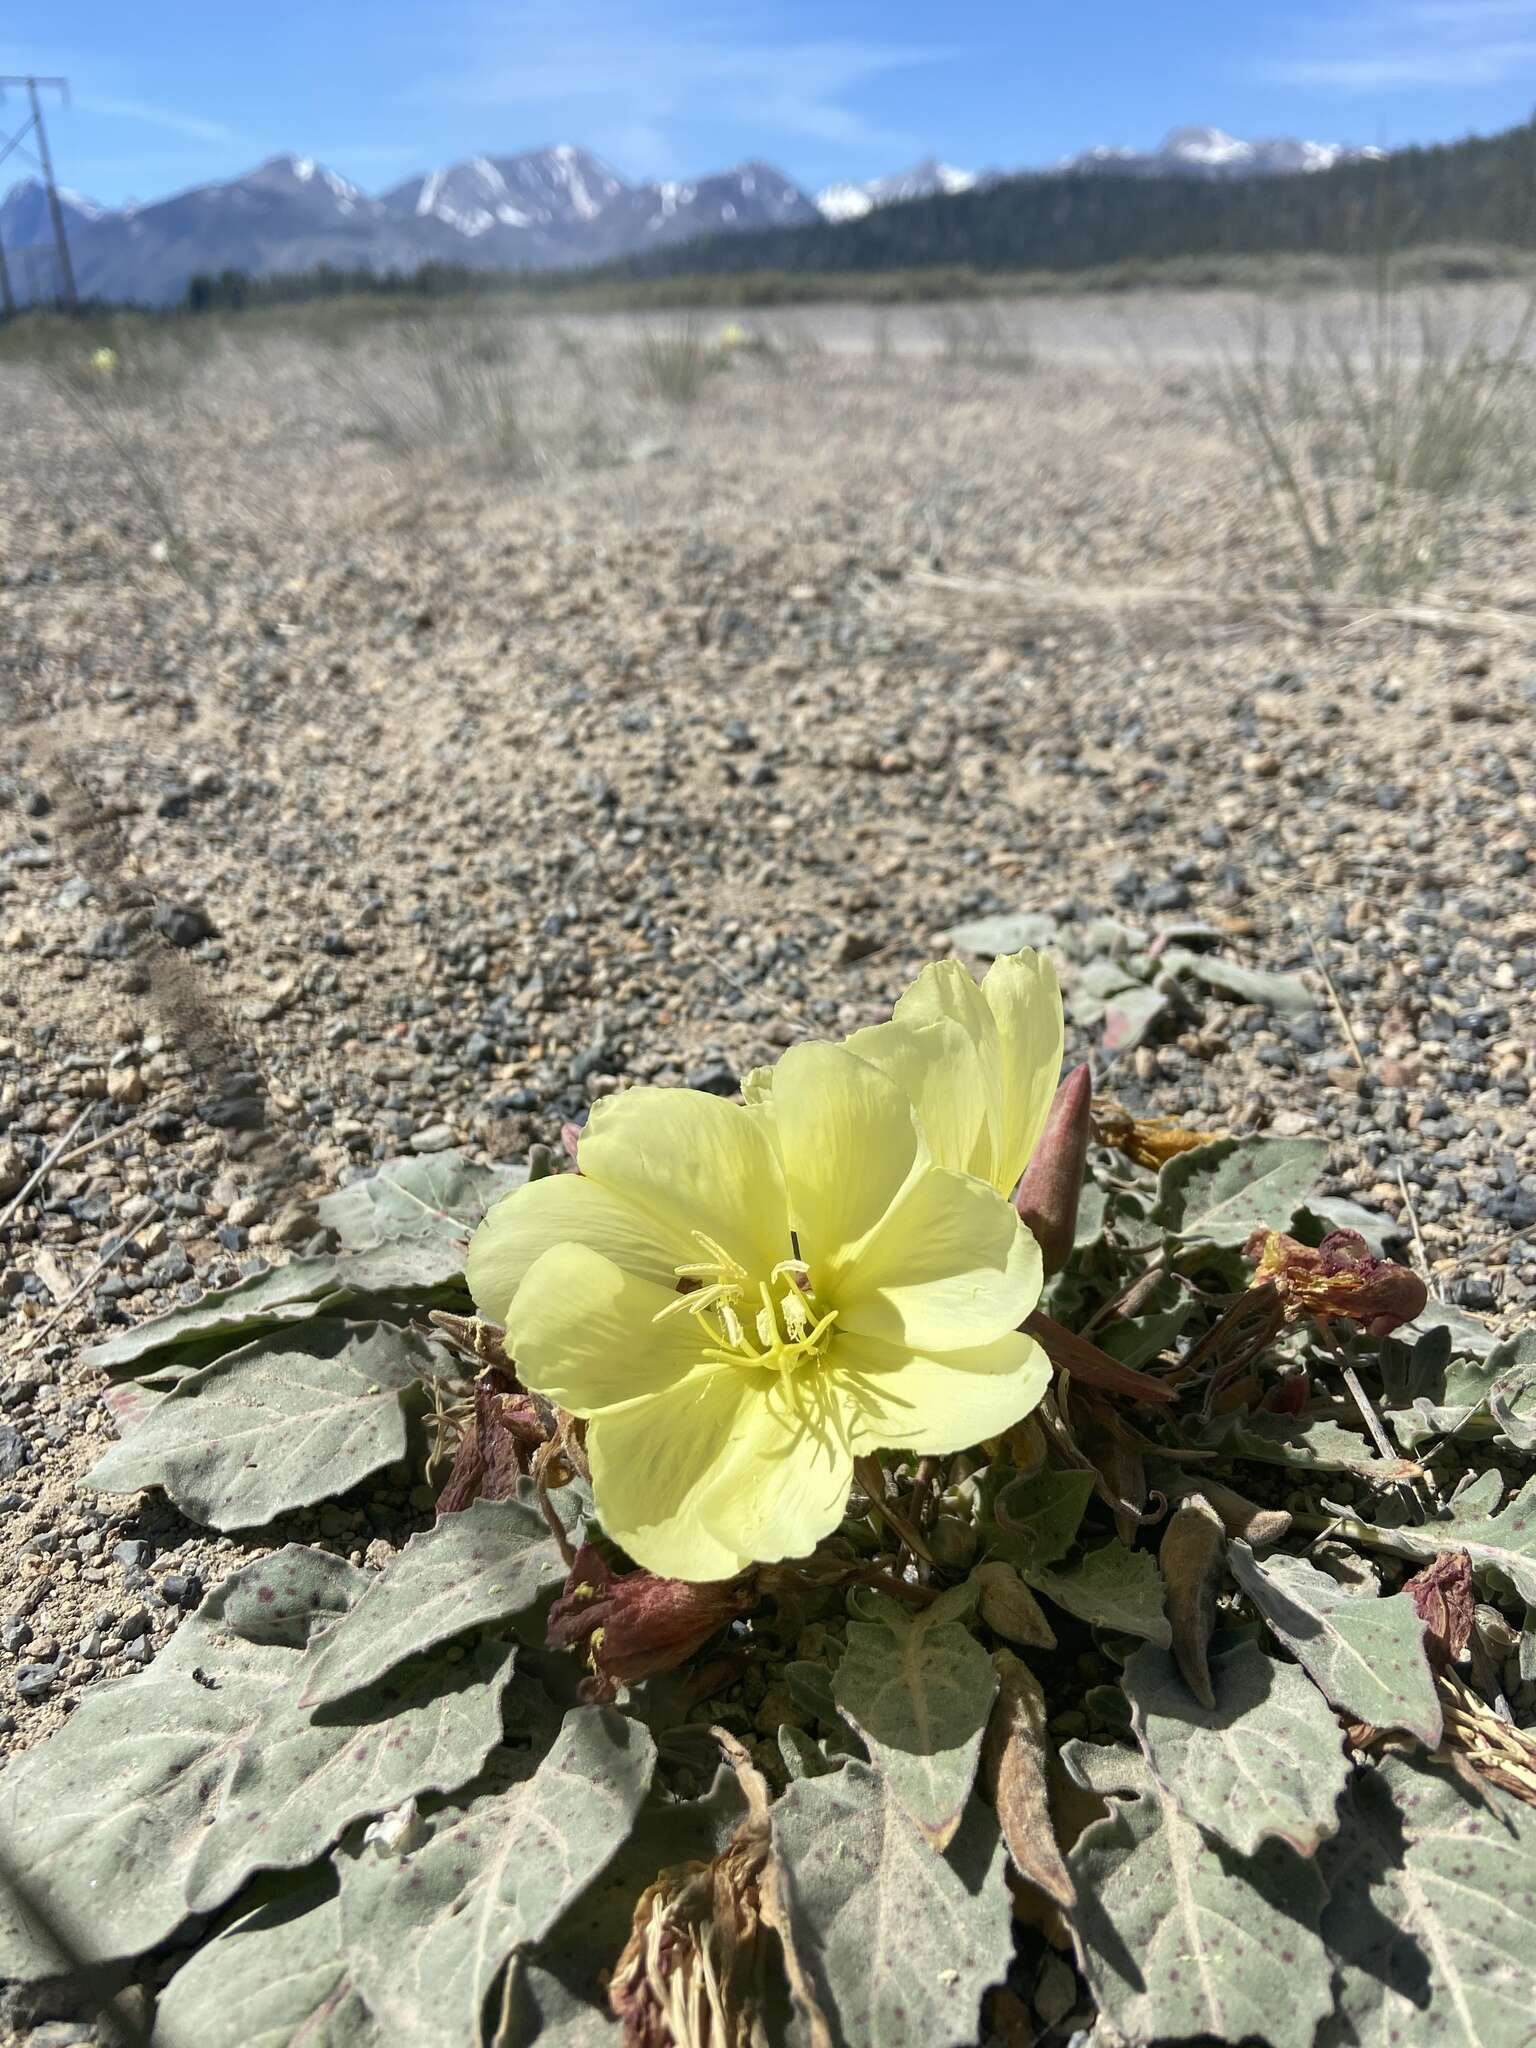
[747,949,1063,1201]
[467,1042,1048,1580]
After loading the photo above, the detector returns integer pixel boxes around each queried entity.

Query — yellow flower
[89,347,118,375]
[718,321,749,349]
[748,949,1063,1201]
[467,1043,1047,1580]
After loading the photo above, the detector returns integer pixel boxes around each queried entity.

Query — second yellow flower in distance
[467,1042,1048,1581]
[748,947,1063,1201]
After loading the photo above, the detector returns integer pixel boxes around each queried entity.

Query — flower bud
[1014,1063,1092,1275]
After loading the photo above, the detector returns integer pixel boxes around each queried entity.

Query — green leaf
[1124,1637,1350,1857]
[1229,1542,1442,1745]
[86,1320,441,1530]
[153,1873,374,2048]
[335,1705,655,2048]
[987,1469,1096,1570]
[1293,1195,1397,1253]
[1344,1471,1536,1609]
[1488,1331,1536,1449]
[833,1584,998,1850]
[1160,946,1315,1013]
[942,912,1058,955]
[772,1760,1013,2048]
[318,1149,524,1252]
[298,1491,579,1707]
[1395,1331,1536,1452]
[1025,1538,1171,1645]
[0,1547,515,1977]
[1320,1753,1536,2048]
[1064,1741,1331,2048]
[1402,1298,1501,1360]
[83,1258,345,1373]
[1152,1135,1328,1245]
[1098,1279,1192,1369]
[1201,1407,1423,1483]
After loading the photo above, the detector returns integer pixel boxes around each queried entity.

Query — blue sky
[5,0,1536,207]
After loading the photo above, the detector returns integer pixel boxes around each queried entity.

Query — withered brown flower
[1095,1100,1225,1171]
[546,1543,756,1703]
[1243,1227,1428,1337]
[1403,1550,1476,1669]
[436,1367,556,1515]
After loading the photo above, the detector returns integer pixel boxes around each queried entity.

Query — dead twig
[0,1105,95,1232]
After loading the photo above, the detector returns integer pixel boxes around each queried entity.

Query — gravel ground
[1,300,1533,1802]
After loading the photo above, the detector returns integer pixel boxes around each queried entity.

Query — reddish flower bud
[1403,1550,1476,1669]
[546,1542,756,1702]
[1244,1227,1428,1337]
[1014,1063,1092,1276]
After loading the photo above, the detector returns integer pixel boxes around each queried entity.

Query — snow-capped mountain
[1063,126,1381,179]
[0,125,1384,306]
[817,159,976,223]
[0,143,822,304]
[381,145,626,239]
[0,178,108,243]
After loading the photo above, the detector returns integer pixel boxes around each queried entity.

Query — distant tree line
[182,116,1536,313]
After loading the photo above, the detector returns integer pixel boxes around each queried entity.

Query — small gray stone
[0,1423,29,1480]
[410,1122,456,1153]
[14,1662,59,1701]
[113,1538,151,1569]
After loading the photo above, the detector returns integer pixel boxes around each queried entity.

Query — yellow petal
[769,1042,925,1286]
[842,1012,993,1183]
[578,1086,788,1280]
[835,1328,1051,1453]
[587,1367,855,1579]
[466,1172,684,1323]
[503,1242,708,1413]
[836,1166,1042,1351]
[982,949,1064,1195]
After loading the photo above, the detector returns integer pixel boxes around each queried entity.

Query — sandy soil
[0,297,1532,1800]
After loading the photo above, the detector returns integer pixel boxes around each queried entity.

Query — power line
[0,75,78,312]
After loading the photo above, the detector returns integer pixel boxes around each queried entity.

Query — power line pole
[0,76,77,311]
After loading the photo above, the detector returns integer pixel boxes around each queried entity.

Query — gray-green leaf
[1065,1741,1331,2048]
[86,1320,440,1530]
[336,1705,654,2048]
[1202,1408,1422,1483]
[1152,1135,1328,1245]
[942,912,1059,955]
[1339,1471,1536,1609]
[0,1547,513,1977]
[299,1491,579,1707]
[1124,1637,1349,1857]
[1025,1538,1171,1646]
[1229,1542,1442,1745]
[153,1874,374,2048]
[833,1584,998,1850]
[318,1149,523,1251]
[772,1760,1013,2048]
[1160,946,1315,1013]
[987,1469,1096,1570]
[1320,1753,1536,2048]
[84,1258,345,1373]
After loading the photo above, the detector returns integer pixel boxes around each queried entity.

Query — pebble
[410,1122,456,1153]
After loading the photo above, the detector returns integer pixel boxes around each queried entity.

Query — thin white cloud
[74,93,250,147]
[417,13,949,165]
[1255,1,1536,91]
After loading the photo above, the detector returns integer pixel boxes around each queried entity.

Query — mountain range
[1,126,1373,307]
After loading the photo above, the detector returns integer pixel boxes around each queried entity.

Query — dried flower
[1095,1101,1224,1170]
[546,1543,754,1702]
[468,1042,1047,1579]
[435,1367,554,1514]
[1244,1227,1428,1337]
[1404,1550,1476,1669]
